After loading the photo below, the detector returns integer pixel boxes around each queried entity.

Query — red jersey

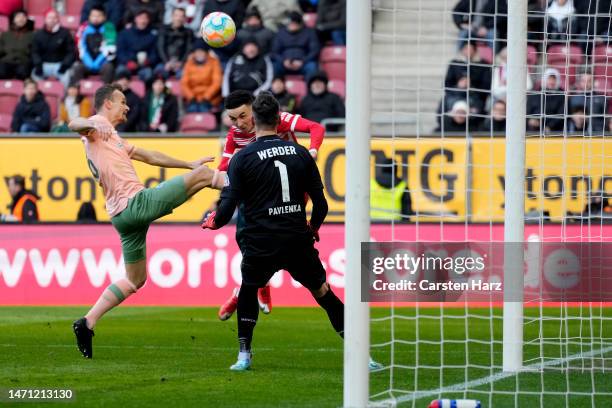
[218,112,325,171]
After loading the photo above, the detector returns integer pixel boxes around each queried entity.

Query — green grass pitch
[0,307,610,407]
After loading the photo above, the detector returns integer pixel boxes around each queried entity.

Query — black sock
[237,284,259,353]
[315,288,345,338]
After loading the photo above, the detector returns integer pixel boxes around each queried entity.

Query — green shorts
[111,175,187,263]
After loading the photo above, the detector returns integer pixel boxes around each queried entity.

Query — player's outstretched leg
[230,284,260,371]
[257,283,272,314]
[183,165,217,198]
[73,261,144,358]
[310,282,384,372]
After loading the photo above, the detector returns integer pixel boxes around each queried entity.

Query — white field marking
[371,345,612,407]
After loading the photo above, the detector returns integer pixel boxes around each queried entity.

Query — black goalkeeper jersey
[218,134,325,257]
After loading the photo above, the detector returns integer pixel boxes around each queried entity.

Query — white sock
[238,351,251,361]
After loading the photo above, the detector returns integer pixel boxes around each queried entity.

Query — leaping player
[214,90,325,321]
[69,84,219,358]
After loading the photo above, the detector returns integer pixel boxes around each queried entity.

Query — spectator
[53,82,93,132]
[546,0,577,44]
[0,9,35,80]
[31,9,77,88]
[452,0,496,50]
[271,11,320,77]
[439,39,491,121]
[236,8,275,55]
[573,0,612,52]
[114,71,146,132]
[567,105,588,133]
[163,0,205,33]
[124,0,165,27]
[316,0,346,45]
[80,0,124,29]
[11,79,51,133]
[223,39,273,97]
[299,0,318,13]
[441,99,479,133]
[203,0,246,29]
[156,7,193,79]
[568,73,606,134]
[116,10,160,84]
[73,6,117,84]
[180,41,223,112]
[247,0,301,32]
[526,68,565,132]
[480,99,506,132]
[370,157,412,222]
[271,76,297,113]
[0,175,39,223]
[145,76,179,132]
[299,71,344,129]
[491,47,533,102]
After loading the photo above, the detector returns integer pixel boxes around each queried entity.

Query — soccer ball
[200,12,236,48]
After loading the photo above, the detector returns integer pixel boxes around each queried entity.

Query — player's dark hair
[224,90,254,110]
[10,175,25,189]
[89,5,105,15]
[94,83,123,111]
[252,92,280,129]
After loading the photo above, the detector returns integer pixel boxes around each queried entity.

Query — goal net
[348,0,612,407]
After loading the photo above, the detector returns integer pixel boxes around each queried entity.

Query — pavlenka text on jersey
[269,204,302,215]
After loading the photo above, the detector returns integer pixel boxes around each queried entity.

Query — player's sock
[84,278,137,329]
[315,288,345,338]
[237,284,259,355]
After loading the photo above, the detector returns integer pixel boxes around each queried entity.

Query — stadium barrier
[1,135,609,223]
[1,223,610,306]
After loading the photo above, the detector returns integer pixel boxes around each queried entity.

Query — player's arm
[305,151,328,239]
[131,146,214,169]
[293,115,325,158]
[68,117,113,141]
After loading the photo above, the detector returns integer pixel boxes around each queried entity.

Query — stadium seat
[165,79,182,97]
[285,78,307,104]
[180,113,217,133]
[527,45,539,67]
[546,44,584,66]
[0,80,23,115]
[0,113,12,132]
[60,15,80,34]
[29,15,45,30]
[65,0,85,15]
[319,46,346,80]
[79,79,103,98]
[477,44,493,65]
[130,80,146,98]
[0,15,8,32]
[24,0,54,15]
[303,13,317,28]
[39,80,64,120]
[327,79,345,100]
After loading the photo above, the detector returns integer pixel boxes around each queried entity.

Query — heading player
[215,90,326,320]
[201,92,344,371]
[69,84,218,359]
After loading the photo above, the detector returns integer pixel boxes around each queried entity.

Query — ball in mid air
[200,12,236,48]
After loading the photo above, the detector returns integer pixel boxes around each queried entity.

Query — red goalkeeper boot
[218,287,239,321]
[257,284,272,314]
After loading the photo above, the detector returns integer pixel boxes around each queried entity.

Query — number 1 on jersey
[274,160,290,202]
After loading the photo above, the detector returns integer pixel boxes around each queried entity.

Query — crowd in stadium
[0,0,346,133]
[437,0,612,135]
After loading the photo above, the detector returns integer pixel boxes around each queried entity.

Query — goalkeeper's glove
[201,211,219,230]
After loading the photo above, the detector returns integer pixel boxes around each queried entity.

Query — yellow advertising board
[1,136,609,223]
[0,137,225,222]
[471,137,612,222]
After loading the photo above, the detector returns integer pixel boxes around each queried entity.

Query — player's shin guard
[237,285,260,355]
[315,287,345,338]
[84,278,137,329]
